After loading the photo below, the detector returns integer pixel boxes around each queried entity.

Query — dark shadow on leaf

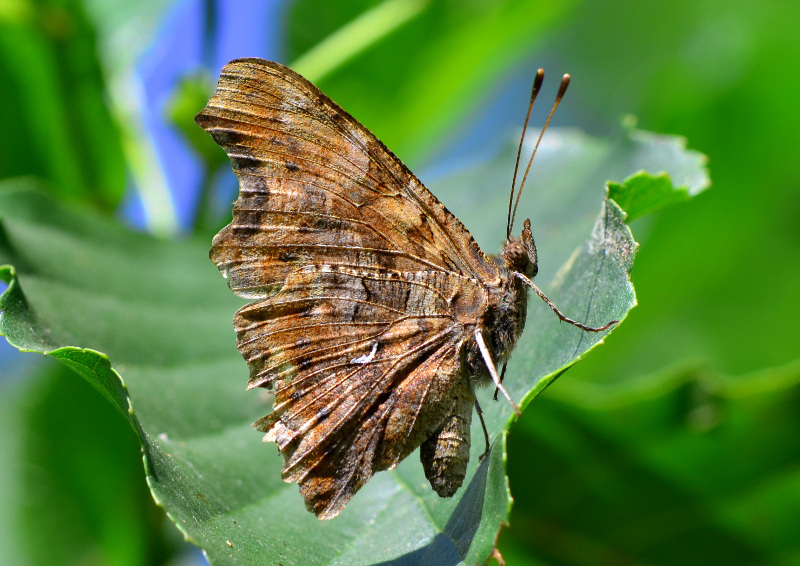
[375,444,493,566]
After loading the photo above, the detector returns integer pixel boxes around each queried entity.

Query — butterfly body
[421,234,536,497]
[198,58,550,519]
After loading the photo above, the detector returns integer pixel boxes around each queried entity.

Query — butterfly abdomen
[419,379,474,497]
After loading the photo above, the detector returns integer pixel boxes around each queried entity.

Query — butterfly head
[503,218,538,278]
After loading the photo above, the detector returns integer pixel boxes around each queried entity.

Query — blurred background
[1,0,799,564]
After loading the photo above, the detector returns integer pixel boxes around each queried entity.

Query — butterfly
[196,58,615,520]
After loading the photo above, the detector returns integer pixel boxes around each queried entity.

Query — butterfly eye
[503,241,530,271]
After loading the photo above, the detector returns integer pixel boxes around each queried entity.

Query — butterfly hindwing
[241,267,482,518]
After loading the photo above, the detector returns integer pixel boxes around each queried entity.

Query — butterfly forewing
[197,58,500,296]
[197,58,498,518]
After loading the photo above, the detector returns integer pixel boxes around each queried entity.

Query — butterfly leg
[514,272,618,332]
[474,398,491,461]
[475,329,520,416]
[492,362,508,401]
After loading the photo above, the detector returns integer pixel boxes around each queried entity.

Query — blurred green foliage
[0,0,126,210]
[1,0,799,564]
[0,362,171,566]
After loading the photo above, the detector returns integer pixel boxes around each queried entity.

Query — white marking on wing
[351,342,378,364]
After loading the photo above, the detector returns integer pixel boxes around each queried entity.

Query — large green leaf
[0,124,706,564]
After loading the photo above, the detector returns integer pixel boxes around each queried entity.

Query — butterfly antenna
[509,73,571,236]
[507,69,544,240]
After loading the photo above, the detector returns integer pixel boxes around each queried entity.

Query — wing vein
[283,327,455,474]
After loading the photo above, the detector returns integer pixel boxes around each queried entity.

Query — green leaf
[425,123,708,281]
[0,124,705,565]
[606,122,710,222]
[608,173,690,222]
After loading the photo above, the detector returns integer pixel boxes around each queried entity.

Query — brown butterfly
[196,58,615,520]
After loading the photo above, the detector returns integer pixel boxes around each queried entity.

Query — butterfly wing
[196,58,496,518]
[196,58,500,291]
[243,267,483,518]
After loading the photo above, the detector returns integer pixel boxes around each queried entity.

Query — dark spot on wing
[314,216,349,231]
[233,156,262,171]
[216,130,246,145]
